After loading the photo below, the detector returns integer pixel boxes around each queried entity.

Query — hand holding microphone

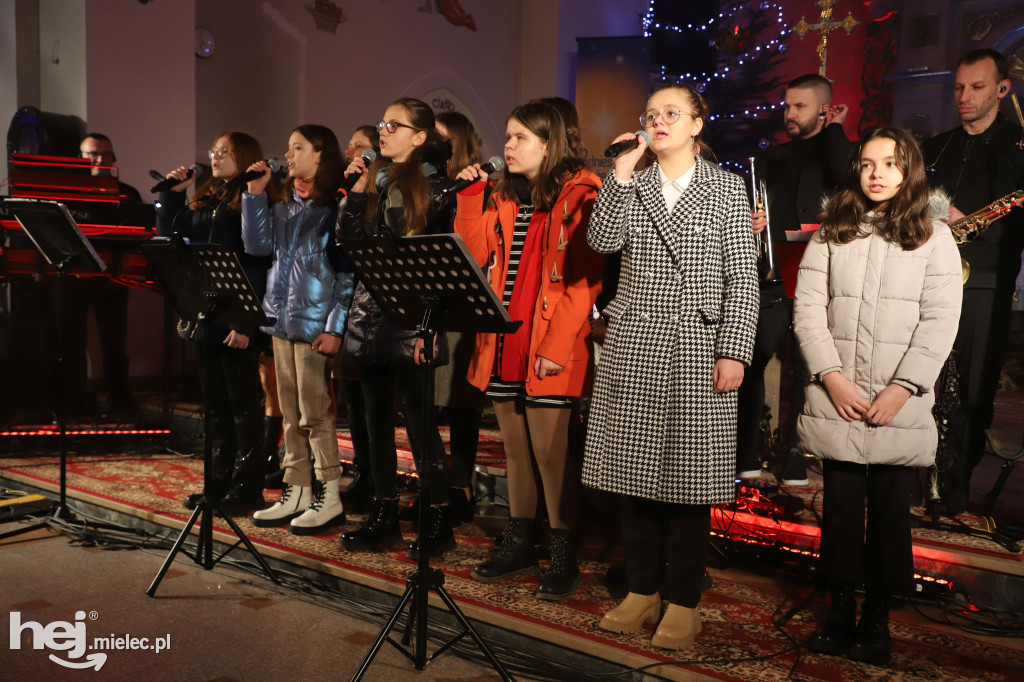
[239,158,285,195]
[605,130,650,182]
[442,156,505,197]
[339,149,377,196]
[151,164,201,193]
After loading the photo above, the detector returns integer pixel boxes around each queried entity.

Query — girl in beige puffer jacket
[793,127,962,666]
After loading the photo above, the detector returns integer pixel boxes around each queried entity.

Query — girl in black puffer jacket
[336,98,456,558]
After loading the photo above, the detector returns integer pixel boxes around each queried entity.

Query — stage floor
[2,440,1023,681]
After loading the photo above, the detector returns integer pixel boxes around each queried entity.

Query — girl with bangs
[336,98,458,559]
[794,126,962,665]
[453,101,605,601]
[242,124,353,536]
[157,131,282,516]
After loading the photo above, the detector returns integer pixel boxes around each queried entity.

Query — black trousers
[948,286,1014,485]
[340,379,372,478]
[736,294,808,469]
[447,406,481,489]
[621,495,711,608]
[194,339,263,492]
[819,460,914,598]
[357,364,449,501]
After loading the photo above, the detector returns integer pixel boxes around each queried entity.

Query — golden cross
[793,0,861,77]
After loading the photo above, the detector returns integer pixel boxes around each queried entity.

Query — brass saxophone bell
[961,258,970,285]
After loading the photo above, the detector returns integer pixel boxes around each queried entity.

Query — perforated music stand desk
[341,233,517,681]
[0,198,107,535]
[140,238,277,594]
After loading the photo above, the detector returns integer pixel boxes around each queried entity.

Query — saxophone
[749,157,781,288]
[949,189,1024,283]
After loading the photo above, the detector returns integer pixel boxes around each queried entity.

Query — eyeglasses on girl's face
[639,106,692,128]
[208,147,233,159]
[377,120,420,134]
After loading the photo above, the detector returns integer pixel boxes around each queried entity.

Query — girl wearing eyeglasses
[336,98,457,558]
[582,84,759,649]
[452,101,604,601]
[156,131,283,516]
[240,124,353,535]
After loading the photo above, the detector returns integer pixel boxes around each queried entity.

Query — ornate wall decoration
[306,0,346,35]
[857,11,901,136]
[418,0,477,32]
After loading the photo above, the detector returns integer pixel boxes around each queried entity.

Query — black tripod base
[146,496,278,596]
[352,567,512,681]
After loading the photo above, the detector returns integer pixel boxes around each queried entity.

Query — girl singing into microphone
[582,84,758,648]
[241,124,353,535]
[156,131,281,516]
[336,98,457,559]
[453,101,604,601]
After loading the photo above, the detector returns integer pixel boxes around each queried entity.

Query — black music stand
[0,198,106,539]
[341,234,517,681]
[140,238,278,594]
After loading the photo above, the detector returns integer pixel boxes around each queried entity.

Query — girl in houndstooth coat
[582,84,759,650]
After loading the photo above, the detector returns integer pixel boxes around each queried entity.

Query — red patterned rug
[2,451,1022,681]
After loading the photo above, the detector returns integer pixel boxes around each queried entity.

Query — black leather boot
[448,487,475,525]
[536,527,580,600]
[183,446,234,509]
[263,415,284,490]
[341,497,403,551]
[808,585,857,656]
[221,449,267,516]
[406,503,457,560]
[341,469,373,514]
[471,517,540,582]
[847,596,892,666]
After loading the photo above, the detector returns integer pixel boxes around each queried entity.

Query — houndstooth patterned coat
[581,158,759,505]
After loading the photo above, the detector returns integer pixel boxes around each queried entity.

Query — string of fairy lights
[642,0,792,122]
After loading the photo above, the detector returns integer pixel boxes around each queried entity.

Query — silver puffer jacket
[242,189,354,343]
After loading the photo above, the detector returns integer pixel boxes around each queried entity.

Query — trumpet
[749,156,781,287]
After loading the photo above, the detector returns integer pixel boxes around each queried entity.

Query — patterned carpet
[2,450,1023,681]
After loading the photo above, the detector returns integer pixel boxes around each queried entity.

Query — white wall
[84,0,196,378]
[0,0,19,146]
[39,0,86,120]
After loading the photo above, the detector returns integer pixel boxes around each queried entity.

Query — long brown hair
[818,126,932,250]
[533,96,584,161]
[493,101,583,211]
[286,124,343,207]
[436,111,481,180]
[192,131,279,212]
[365,98,445,236]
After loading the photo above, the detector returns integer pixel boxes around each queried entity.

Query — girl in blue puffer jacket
[241,124,354,535]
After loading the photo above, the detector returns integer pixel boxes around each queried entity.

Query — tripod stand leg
[351,581,418,681]
[433,583,513,681]
[217,505,279,583]
[147,504,204,596]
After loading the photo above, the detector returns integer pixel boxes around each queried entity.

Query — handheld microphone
[150,164,201,193]
[337,150,378,196]
[441,156,505,196]
[236,158,286,185]
[603,130,651,158]
[149,169,167,182]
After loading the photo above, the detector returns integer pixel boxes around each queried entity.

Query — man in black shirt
[923,49,1024,516]
[737,74,854,485]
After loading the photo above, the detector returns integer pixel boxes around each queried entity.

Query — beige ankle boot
[599,592,661,634]
[651,603,702,649]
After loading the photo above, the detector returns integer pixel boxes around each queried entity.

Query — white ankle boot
[290,479,345,535]
[252,483,311,527]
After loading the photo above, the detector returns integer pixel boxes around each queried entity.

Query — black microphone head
[149,169,166,182]
[360,149,377,165]
[482,155,504,174]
